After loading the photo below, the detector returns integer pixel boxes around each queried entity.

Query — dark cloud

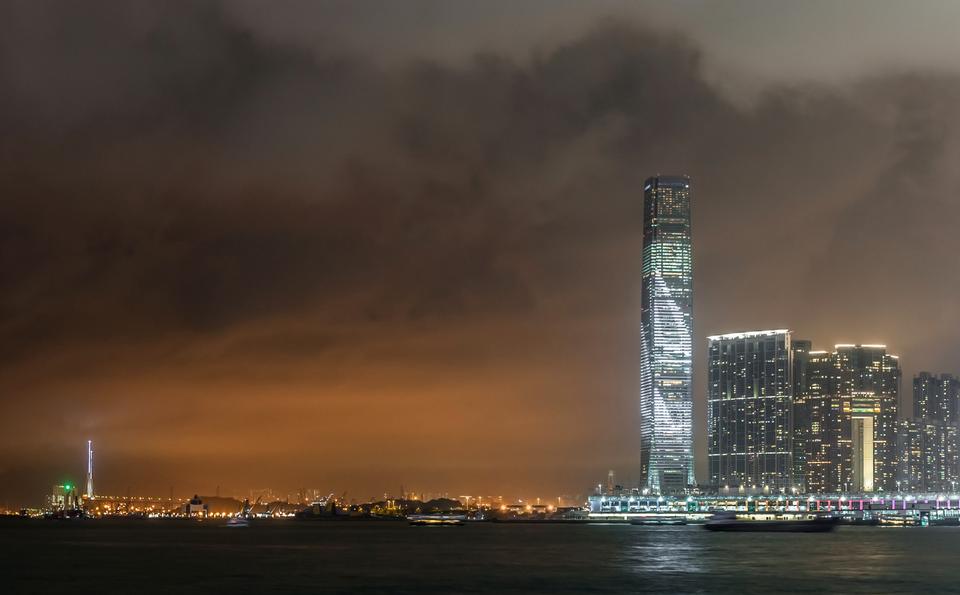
[1,0,958,506]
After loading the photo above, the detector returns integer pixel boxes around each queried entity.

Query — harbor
[18,488,960,529]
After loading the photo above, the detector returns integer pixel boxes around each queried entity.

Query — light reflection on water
[614,525,960,593]
[624,528,707,574]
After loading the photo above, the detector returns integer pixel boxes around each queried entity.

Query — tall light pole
[86,440,94,499]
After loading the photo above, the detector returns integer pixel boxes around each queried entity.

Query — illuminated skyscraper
[707,330,795,491]
[897,373,960,492]
[797,345,899,493]
[791,339,812,491]
[913,372,960,422]
[834,345,900,492]
[798,349,836,493]
[897,418,959,493]
[639,175,693,492]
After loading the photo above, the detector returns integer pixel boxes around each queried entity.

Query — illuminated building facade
[835,345,900,492]
[795,348,834,493]
[639,175,693,493]
[797,345,900,493]
[913,372,960,422]
[791,339,813,491]
[47,483,82,512]
[897,372,960,493]
[897,419,959,493]
[48,484,69,511]
[848,393,881,492]
[707,330,795,491]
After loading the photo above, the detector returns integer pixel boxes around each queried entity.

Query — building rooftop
[707,329,789,341]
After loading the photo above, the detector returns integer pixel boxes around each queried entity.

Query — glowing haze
[2,0,960,506]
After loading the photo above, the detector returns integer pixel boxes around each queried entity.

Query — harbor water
[3,519,960,593]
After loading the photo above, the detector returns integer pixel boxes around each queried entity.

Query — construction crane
[238,495,262,519]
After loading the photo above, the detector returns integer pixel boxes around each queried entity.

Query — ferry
[630,516,687,526]
[407,514,466,526]
[704,511,838,532]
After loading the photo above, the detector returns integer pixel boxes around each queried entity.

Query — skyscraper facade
[707,330,795,491]
[897,372,960,493]
[639,175,693,493]
[796,345,900,493]
[897,418,959,493]
[796,349,835,492]
[791,339,813,491]
[913,372,960,422]
[835,345,900,492]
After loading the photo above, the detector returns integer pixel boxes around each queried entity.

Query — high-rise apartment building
[897,419,959,493]
[795,348,835,493]
[913,372,960,423]
[795,345,900,493]
[897,373,960,493]
[707,330,795,491]
[791,339,812,491]
[639,175,693,493]
[836,345,900,492]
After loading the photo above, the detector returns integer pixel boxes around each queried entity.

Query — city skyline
[6,4,960,594]
[4,1,960,508]
[21,337,956,508]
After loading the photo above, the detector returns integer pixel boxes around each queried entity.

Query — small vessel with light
[407,514,466,526]
[224,496,260,527]
[630,516,687,526]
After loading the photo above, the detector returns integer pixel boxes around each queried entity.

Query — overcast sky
[1,0,959,507]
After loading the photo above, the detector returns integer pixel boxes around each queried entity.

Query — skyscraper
[707,330,795,492]
[798,349,839,493]
[914,372,939,420]
[796,345,900,493]
[913,372,960,422]
[791,339,812,491]
[834,345,900,492]
[898,372,960,493]
[639,175,693,493]
[897,418,959,493]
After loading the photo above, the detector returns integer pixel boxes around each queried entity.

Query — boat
[630,516,687,526]
[225,496,259,527]
[407,514,465,526]
[878,515,920,527]
[703,512,838,532]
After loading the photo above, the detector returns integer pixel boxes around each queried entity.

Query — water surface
[2,519,958,593]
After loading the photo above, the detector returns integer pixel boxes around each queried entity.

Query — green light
[65,484,72,491]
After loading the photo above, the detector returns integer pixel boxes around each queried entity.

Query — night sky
[2,0,960,507]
